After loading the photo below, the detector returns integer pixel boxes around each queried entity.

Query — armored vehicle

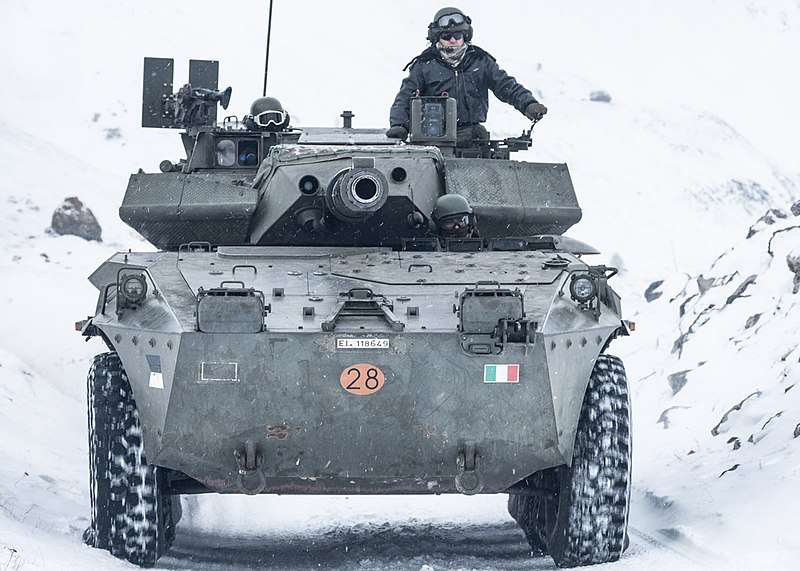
[77,58,632,568]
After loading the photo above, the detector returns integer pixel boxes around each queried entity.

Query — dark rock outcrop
[644,280,664,302]
[787,251,800,294]
[50,197,102,242]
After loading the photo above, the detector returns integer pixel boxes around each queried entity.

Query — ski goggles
[436,12,467,28]
[439,214,470,230]
[439,31,464,41]
[254,109,287,128]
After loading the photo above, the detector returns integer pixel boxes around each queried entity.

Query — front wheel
[515,354,632,567]
[84,352,177,566]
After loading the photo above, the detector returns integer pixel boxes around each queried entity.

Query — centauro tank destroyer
[77,57,633,568]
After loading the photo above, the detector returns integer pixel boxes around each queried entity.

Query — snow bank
[624,201,800,565]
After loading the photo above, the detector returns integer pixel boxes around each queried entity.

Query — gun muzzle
[326,159,388,223]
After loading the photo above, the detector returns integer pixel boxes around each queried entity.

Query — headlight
[120,274,148,304]
[569,273,597,303]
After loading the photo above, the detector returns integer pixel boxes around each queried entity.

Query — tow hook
[455,441,483,495]
[235,439,266,495]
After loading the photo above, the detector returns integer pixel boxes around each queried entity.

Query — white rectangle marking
[200,362,239,383]
[149,372,164,389]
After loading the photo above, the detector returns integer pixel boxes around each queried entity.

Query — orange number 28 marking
[340,364,385,395]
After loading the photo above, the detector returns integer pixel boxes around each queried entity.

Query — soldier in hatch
[432,194,476,240]
[387,7,547,144]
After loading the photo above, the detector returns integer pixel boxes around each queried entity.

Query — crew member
[432,194,475,240]
[387,7,547,143]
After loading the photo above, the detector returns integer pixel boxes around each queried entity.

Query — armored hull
[89,247,620,496]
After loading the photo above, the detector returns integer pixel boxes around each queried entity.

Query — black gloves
[524,102,548,120]
[386,125,409,140]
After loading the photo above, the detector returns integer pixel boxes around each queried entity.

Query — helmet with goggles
[247,96,290,131]
[432,193,474,238]
[427,7,473,43]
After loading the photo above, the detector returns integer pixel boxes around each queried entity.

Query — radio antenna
[262,0,274,96]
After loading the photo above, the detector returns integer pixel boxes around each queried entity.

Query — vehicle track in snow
[158,520,700,570]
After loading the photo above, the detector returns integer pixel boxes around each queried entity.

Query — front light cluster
[120,274,148,305]
[569,273,597,303]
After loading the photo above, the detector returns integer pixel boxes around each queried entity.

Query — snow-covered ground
[1,0,799,569]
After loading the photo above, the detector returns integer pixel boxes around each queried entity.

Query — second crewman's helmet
[246,96,291,131]
[427,7,473,43]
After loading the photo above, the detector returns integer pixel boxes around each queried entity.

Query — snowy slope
[624,204,800,568]
[1,0,799,569]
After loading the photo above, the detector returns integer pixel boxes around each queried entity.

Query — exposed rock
[791,200,800,216]
[711,391,762,435]
[788,251,800,273]
[657,406,689,429]
[787,250,800,294]
[50,197,102,242]
[589,90,612,103]
[678,293,698,317]
[674,303,717,353]
[667,370,692,395]
[794,423,800,438]
[644,280,664,302]
[744,313,761,329]
[768,226,800,257]
[726,436,741,450]
[747,208,788,238]
[696,274,715,295]
[671,332,690,356]
[719,464,740,478]
[725,274,757,305]
[761,411,783,430]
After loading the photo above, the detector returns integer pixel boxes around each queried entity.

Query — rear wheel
[514,354,632,567]
[84,352,177,566]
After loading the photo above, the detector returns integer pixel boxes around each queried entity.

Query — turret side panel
[119,172,259,249]
[443,160,582,237]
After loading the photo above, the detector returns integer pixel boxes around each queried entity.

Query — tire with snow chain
[515,354,631,567]
[85,352,176,567]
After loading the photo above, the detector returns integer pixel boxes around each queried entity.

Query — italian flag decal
[484,364,520,383]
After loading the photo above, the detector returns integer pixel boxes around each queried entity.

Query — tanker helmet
[427,7,473,43]
[432,194,474,238]
[248,96,290,131]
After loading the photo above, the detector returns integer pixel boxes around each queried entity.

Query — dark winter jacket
[389,44,538,129]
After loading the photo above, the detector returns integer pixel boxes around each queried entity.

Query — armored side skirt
[117,330,601,496]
